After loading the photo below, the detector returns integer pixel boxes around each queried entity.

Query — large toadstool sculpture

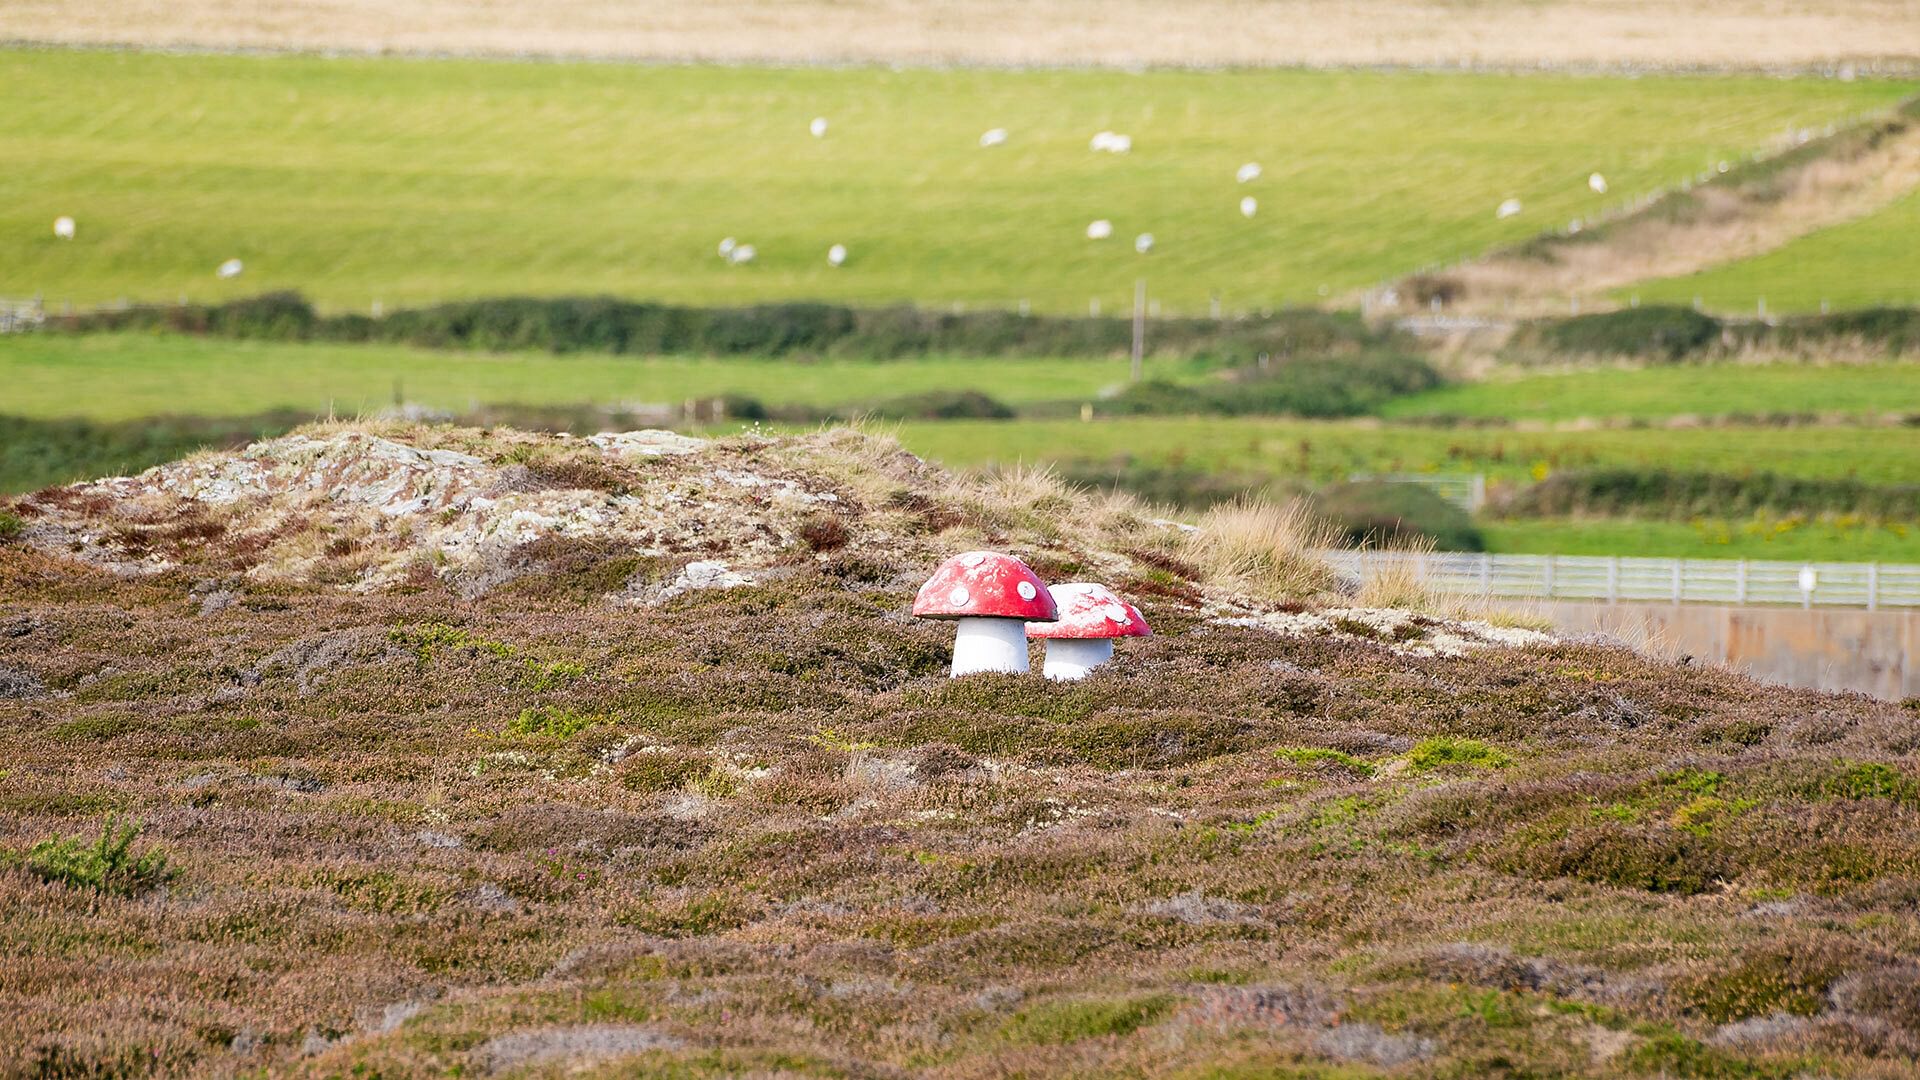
[913,551,1058,677]
[1026,582,1150,681]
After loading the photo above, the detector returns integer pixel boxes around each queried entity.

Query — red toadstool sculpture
[913,551,1058,676]
[1025,582,1150,681]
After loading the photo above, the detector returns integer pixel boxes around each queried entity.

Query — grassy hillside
[2,49,1908,313]
[6,424,1920,1076]
[1630,188,1920,314]
[0,333,1153,422]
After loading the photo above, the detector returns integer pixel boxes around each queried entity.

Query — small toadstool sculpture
[1026,583,1150,681]
[913,551,1058,677]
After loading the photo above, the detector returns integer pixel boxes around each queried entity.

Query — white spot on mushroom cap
[1017,581,1037,600]
[950,585,970,606]
[961,552,988,567]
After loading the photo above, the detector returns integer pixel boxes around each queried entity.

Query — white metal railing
[1324,550,1920,611]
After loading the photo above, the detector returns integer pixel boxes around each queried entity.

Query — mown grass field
[0,333,1156,422]
[1381,361,1920,421]
[1630,187,1920,314]
[899,417,1920,486]
[3,49,1910,314]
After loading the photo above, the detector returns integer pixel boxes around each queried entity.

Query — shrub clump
[1519,306,1723,362]
[1107,352,1441,418]
[1407,737,1511,773]
[10,817,173,897]
[999,995,1175,1045]
[1312,480,1483,551]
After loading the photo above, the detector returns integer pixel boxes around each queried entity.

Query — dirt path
[5,0,1918,70]
[1388,103,1920,316]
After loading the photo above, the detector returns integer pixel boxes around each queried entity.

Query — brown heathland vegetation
[5,0,1919,70]
[3,425,1920,1075]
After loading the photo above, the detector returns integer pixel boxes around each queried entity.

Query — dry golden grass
[1182,498,1336,602]
[6,0,1919,69]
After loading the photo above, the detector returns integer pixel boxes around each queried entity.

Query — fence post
[1607,557,1619,605]
[1670,560,1682,604]
[1868,563,1879,612]
[1479,553,1491,596]
[1736,560,1747,605]
[1544,555,1556,599]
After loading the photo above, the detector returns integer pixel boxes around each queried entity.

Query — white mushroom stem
[1041,638,1113,681]
[950,617,1030,676]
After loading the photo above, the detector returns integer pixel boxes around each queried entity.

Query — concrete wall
[1542,602,1920,700]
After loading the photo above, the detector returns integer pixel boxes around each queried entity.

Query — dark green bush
[859,389,1015,420]
[1106,353,1441,418]
[1312,480,1484,551]
[1524,306,1723,362]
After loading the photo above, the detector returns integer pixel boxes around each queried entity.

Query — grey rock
[472,1025,683,1074]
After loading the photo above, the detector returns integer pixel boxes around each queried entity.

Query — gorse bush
[53,292,1389,363]
[14,817,173,897]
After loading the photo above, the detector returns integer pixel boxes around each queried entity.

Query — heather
[1,425,1918,1077]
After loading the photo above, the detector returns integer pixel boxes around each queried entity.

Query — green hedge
[53,292,1386,363]
[1499,467,1920,522]
[1104,352,1442,418]
[1510,305,1920,362]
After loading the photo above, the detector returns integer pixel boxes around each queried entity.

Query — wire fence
[0,297,44,334]
[1324,550,1920,611]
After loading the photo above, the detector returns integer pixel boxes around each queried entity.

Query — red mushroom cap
[912,551,1058,621]
[1026,583,1150,640]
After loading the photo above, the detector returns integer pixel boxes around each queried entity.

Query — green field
[0,333,1159,421]
[1481,517,1920,561]
[895,416,1920,486]
[1630,187,1920,314]
[3,49,1910,314]
[1382,361,1920,421]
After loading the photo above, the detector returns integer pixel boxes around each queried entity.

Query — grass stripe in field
[0,333,1151,421]
[890,416,1920,486]
[1628,186,1920,314]
[1379,362,1920,422]
[0,49,1910,312]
